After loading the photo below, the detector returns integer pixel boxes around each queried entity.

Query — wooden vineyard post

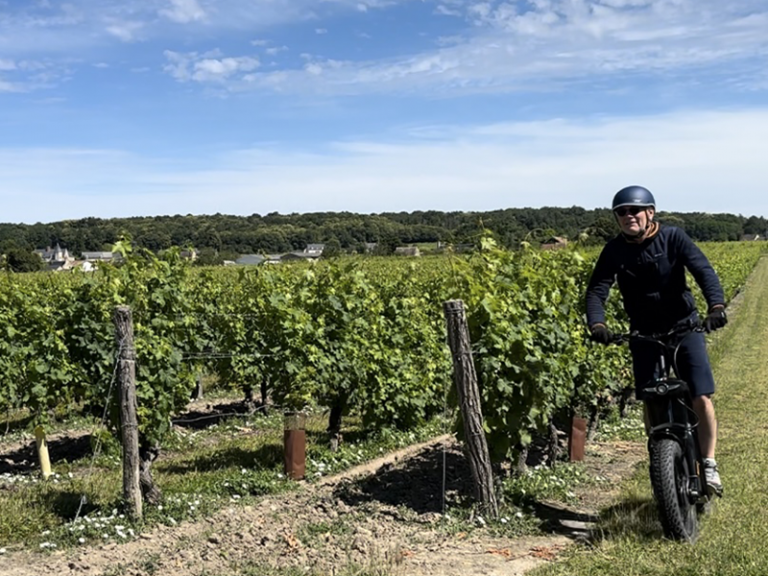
[193,372,204,401]
[443,299,499,519]
[114,305,142,520]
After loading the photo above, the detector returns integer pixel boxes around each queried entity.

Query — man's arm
[675,229,725,310]
[585,246,617,328]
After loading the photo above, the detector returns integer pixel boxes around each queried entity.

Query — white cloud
[315,28,328,34]
[104,20,145,42]
[1,108,767,222]
[435,5,463,17]
[0,79,23,93]
[265,45,289,56]
[0,58,62,92]
[193,56,260,81]
[163,50,260,82]
[160,0,207,23]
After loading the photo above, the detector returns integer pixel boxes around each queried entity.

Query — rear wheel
[650,438,698,542]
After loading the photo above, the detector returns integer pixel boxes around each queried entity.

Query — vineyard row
[0,238,763,463]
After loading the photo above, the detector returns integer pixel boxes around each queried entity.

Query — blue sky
[1,0,767,223]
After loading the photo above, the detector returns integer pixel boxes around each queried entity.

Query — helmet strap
[621,220,656,242]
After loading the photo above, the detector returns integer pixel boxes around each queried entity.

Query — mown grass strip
[535,256,768,576]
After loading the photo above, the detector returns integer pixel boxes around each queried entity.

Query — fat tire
[650,438,698,542]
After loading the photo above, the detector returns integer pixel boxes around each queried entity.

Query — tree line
[1,207,766,271]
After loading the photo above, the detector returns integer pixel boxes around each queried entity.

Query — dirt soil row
[0,431,646,576]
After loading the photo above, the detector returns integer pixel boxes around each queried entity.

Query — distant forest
[1,207,766,261]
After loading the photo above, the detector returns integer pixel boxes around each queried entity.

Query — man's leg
[692,394,717,458]
[679,331,721,494]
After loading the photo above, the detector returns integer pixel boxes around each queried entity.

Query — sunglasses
[614,206,645,217]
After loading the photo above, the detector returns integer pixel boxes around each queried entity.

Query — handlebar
[608,323,706,345]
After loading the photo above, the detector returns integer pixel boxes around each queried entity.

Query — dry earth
[0,430,646,576]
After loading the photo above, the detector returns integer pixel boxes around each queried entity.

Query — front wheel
[649,438,698,542]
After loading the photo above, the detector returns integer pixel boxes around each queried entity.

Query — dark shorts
[629,330,716,399]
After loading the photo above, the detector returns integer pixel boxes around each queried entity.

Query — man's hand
[704,305,727,333]
[590,324,613,345]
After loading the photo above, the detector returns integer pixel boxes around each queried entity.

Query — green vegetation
[0,237,765,567]
[1,206,766,257]
[0,240,762,464]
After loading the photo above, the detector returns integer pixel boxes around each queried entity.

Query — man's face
[614,205,654,236]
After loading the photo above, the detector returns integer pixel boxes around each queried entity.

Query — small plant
[594,404,645,442]
[503,462,593,505]
[305,416,449,479]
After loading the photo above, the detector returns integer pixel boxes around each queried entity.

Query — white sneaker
[703,458,723,496]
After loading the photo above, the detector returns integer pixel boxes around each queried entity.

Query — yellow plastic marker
[34,426,52,479]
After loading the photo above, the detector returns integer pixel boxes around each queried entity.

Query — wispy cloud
[157,0,768,96]
[2,108,767,222]
[104,20,145,42]
[265,46,289,56]
[434,5,463,17]
[160,0,208,24]
[163,50,260,82]
[2,0,766,97]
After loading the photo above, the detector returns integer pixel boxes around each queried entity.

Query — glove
[704,306,727,333]
[590,324,613,345]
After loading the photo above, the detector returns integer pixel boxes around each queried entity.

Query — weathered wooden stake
[193,372,204,400]
[114,305,142,520]
[443,299,499,518]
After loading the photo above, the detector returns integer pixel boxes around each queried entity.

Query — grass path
[535,256,768,576]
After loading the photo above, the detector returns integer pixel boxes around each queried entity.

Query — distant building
[435,242,474,254]
[34,243,75,272]
[235,254,266,266]
[180,249,198,261]
[82,251,118,262]
[541,236,569,250]
[281,252,320,262]
[68,260,95,272]
[35,243,71,262]
[394,246,421,257]
[304,243,325,256]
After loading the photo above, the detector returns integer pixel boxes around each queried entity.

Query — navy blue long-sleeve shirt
[585,225,725,333]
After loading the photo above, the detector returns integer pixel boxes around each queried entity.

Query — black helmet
[612,186,656,210]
